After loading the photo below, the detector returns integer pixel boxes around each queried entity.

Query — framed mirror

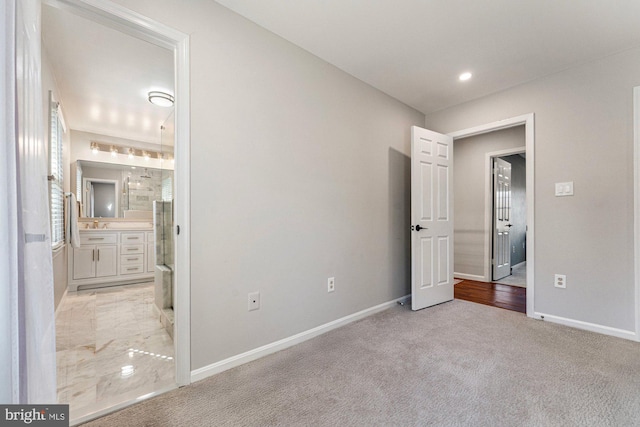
[83,178,118,217]
[75,160,174,219]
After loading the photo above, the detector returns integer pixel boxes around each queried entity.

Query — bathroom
[42,3,179,421]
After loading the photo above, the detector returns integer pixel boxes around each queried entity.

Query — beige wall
[111,0,425,369]
[453,126,525,278]
[427,47,640,332]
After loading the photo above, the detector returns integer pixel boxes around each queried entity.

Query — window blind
[49,94,65,248]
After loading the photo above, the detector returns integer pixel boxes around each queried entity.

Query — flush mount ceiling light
[459,72,472,81]
[147,91,174,107]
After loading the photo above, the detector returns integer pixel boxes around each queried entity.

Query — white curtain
[0,0,57,404]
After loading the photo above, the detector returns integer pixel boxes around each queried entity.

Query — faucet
[93,220,99,229]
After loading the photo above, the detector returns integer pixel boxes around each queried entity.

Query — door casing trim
[484,146,526,282]
[448,113,535,317]
[634,86,640,341]
[43,0,192,413]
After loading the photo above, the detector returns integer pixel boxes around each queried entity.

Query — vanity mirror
[75,160,174,219]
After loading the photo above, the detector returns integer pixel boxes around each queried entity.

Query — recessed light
[459,72,472,81]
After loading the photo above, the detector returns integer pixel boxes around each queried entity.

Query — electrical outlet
[554,274,566,289]
[327,277,335,293]
[248,291,260,311]
[512,245,515,253]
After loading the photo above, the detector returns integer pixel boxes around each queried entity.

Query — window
[48,92,65,248]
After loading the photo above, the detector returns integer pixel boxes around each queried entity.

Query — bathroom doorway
[41,0,190,423]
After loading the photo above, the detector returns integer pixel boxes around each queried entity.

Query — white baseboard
[534,312,637,341]
[453,272,487,282]
[191,295,409,382]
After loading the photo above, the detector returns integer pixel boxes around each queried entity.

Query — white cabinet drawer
[121,254,144,265]
[122,232,145,243]
[121,244,144,254]
[80,233,117,245]
[120,264,145,275]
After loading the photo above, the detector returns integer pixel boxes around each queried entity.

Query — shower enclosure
[154,111,175,337]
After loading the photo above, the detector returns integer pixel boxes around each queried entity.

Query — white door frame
[486,147,525,282]
[448,113,535,317]
[634,87,640,342]
[44,0,192,385]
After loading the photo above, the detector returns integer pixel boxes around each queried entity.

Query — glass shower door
[153,111,175,338]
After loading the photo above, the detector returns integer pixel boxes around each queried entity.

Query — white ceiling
[41,4,174,145]
[214,0,640,114]
[41,1,640,138]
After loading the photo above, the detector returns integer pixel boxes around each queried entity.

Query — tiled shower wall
[120,169,171,217]
[153,200,174,270]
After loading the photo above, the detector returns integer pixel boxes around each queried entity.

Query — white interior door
[411,126,454,311]
[492,158,512,280]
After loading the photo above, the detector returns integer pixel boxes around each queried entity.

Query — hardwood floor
[454,280,526,313]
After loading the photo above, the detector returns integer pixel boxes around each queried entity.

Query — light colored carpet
[82,300,640,426]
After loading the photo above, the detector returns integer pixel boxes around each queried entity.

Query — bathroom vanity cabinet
[68,229,154,291]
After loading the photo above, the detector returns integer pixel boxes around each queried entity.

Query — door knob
[415,225,427,231]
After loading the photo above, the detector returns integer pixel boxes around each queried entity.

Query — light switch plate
[555,181,574,197]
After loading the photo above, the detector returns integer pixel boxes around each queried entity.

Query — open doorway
[41,0,190,423]
[447,114,535,315]
[491,152,526,287]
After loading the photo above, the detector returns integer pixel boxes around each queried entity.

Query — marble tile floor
[55,282,175,421]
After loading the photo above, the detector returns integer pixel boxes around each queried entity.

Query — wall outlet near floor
[327,277,335,293]
[554,274,566,289]
[248,291,260,311]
